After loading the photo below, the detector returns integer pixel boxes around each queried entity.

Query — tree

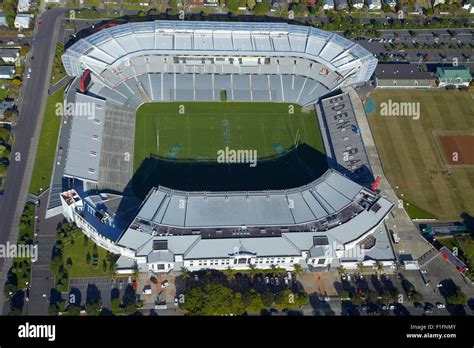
[247,0,256,9]
[446,286,467,306]
[375,261,384,274]
[86,252,91,265]
[225,267,237,281]
[367,290,378,303]
[356,262,365,273]
[181,284,246,316]
[83,234,89,247]
[66,257,73,267]
[11,78,22,88]
[293,263,303,276]
[85,301,101,316]
[66,304,82,316]
[351,293,363,306]
[245,289,265,313]
[226,0,239,11]
[339,290,350,299]
[337,266,347,276]
[253,0,271,14]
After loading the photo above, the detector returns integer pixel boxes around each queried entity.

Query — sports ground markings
[367,90,474,220]
[134,102,325,169]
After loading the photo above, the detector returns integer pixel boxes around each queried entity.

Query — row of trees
[180,283,308,315]
[3,203,35,315]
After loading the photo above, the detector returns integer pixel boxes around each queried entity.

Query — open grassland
[367,89,474,221]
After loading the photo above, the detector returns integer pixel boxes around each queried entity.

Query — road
[0,8,68,314]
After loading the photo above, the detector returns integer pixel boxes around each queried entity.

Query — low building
[17,0,31,12]
[367,0,382,9]
[462,0,474,13]
[0,66,15,79]
[0,99,15,119]
[433,0,445,6]
[436,66,472,88]
[323,0,335,9]
[375,63,434,88]
[352,0,364,8]
[0,13,8,27]
[14,14,31,29]
[335,0,348,9]
[0,48,20,64]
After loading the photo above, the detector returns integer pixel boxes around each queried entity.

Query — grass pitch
[367,89,474,221]
[134,102,325,172]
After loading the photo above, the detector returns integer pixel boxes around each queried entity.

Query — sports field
[367,89,474,221]
[134,102,325,172]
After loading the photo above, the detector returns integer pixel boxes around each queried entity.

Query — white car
[161,280,170,288]
[174,297,179,306]
[436,302,445,309]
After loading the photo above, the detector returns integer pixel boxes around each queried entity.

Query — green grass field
[29,87,64,196]
[133,102,325,173]
[367,89,474,221]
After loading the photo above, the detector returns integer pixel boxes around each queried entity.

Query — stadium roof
[112,170,393,261]
[63,93,106,183]
[62,20,377,86]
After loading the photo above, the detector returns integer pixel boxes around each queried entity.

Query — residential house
[14,14,31,29]
[335,0,348,9]
[0,99,15,120]
[353,0,364,8]
[0,14,8,27]
[0,66,15,79]
[0,48,20,64]
[17,0,31,12]
[323,0,335,9]
[367,0,382,9]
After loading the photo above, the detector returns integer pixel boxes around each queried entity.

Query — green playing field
[133,102,326,173]
[367,89,474,221]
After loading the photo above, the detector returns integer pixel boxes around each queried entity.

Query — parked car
[150,276,158,284]
[174,297,179,306]
[284,276,289,285]
[161,280,170,288]
[142,285,152,295]
[194,274,199,281]
[275,277,280,286]
[414,302,423,309]
[265,276,269,284]
[436,302,446,309]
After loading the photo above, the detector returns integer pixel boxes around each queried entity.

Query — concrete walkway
[344,86,432,260]
[23,188,63,315]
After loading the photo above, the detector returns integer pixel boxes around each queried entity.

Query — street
[0,8,69,315]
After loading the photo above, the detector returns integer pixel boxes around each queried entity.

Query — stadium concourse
[51,20,398,273]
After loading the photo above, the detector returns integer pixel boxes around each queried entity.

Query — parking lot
[137,273,177,308]
[68,276,129,310]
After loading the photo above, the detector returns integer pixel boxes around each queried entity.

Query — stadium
[55,20,396,273]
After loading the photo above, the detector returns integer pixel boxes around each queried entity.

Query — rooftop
[376,64,433,80]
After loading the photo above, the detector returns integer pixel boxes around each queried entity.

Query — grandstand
[56,21,394,273]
